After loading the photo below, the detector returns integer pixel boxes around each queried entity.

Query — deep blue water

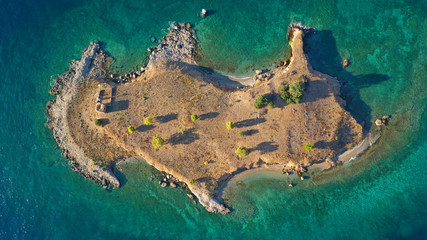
[0,0,426,239]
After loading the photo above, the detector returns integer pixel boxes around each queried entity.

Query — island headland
[47,23,373,214]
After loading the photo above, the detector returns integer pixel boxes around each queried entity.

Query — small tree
[304,143,314,152]
[235,146,249,157]
[94,119,102,126]
[191,114,199,122]
[226,121,234,130]
[144,116,153,125]
[280,81,306,104]
[254,94,268,109]
[289,81,305,103]
[267,101,275,109]
[152,134,165,149]
[238,131,244,137]
[189,179,195,185]
[128,126,135,134]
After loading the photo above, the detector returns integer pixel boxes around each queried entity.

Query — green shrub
[267,101,275,109]
[94,119,102,126]
[304,143,314,152]
[238,131,244,137]
[191,114,199,122]
[280,84,289,92]
[92,156,108,167]
[189,179,195,185]
[144,116,153,125]
[128,126,135,134]
[235,146,249,157]
[254,94,268,109]
[226,121,234,130]
[289,81,305,102]
[280,81,306,104]
[152,135,165,149]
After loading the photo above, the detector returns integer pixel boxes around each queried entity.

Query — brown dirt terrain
[67,28,363,199]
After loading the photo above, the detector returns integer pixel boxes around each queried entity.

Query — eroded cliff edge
[47,23,364,214]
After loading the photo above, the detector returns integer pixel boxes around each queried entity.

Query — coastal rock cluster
[147,23,197,66]
[375,115,390,126]
[286,23,316,41]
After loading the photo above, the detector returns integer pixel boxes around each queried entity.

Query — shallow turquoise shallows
[0,0,426,239]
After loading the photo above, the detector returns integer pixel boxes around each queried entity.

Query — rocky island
[47,23,366,214]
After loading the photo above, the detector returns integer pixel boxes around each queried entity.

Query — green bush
[238,131,244,137]
[152,135,165,149]
[304,143,314,152]
[144,116,153,125]
[226,121,234,130]
[92,156,108,167]
[254,94,268,109]
[267,101,275,109]
[235,146,249,157]
[189,179,195,185]
[128,126,135,134]
[280,81,306,104]
[94,119,102,126]
[191,114,199,122]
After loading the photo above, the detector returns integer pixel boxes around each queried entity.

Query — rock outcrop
[147,23,197,67]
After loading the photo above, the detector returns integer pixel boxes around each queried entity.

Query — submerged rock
[376,115,390,126]
[375,119,384,126]
[187,193,195,200]
[201,9,207,18]
[342,58,350,68]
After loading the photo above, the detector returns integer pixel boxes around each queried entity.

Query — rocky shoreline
[148,22,198,67]
[47,41,120,188]
[47,23,368,215]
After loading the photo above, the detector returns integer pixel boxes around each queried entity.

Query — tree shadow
[264,93,288,109]
[98,118,110,126]
[137,124,154,132]
[253,141,279,154]
[168,128,200,145]
[242,129,259,136]
[234,117,266,128]
[314,140,333,150]
[155,113,178,123]
[199,112,219,120]
[303,30,390,130]
[195,176,212,184]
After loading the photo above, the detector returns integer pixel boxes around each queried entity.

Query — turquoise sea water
[0,0,426,239]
